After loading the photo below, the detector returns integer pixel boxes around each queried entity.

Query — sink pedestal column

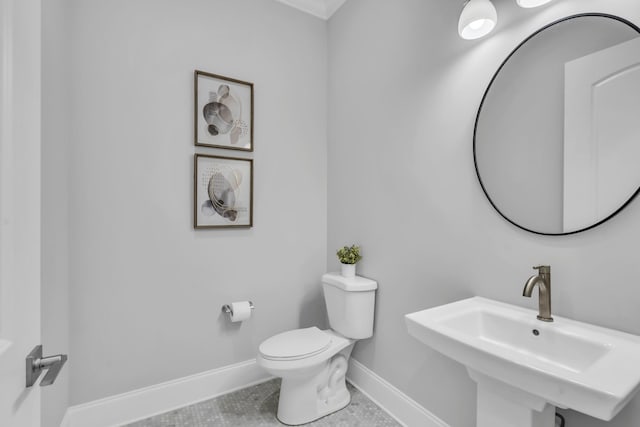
[468,369,556,427]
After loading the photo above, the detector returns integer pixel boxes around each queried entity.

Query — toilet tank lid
[322,272,378,291]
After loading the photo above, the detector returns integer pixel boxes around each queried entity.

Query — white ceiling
[274,0,347,20]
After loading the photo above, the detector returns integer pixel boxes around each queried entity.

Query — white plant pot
[341,263,356,278]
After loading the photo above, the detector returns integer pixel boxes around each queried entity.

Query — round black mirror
[474,14,640,235]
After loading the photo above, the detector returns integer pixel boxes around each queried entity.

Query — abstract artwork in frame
[194,154,253,229]
[194,70,253,151]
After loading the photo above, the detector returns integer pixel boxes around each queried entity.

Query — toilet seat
[259,327,332,361]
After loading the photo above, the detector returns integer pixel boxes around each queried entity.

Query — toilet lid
[260,327,332,361]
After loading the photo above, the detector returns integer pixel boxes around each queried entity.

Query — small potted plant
[336,245,362,278]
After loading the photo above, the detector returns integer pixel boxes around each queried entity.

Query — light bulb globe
[516,0,553,8]
[459,0,498,40]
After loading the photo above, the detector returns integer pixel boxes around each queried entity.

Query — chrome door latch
[26,345,68,387]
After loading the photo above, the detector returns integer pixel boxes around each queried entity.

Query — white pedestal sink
[405,297,640,427]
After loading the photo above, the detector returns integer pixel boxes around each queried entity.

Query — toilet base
[276,345,354,425]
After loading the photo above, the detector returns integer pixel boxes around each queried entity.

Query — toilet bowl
[258,328,354,425]
[257,273,377,425]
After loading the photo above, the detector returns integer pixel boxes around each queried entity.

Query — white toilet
[257,272,377,425]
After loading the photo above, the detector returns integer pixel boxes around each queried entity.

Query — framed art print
[194,70,253,151]
[194,154,253,229]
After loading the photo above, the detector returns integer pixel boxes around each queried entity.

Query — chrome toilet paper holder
[221,301,255,317]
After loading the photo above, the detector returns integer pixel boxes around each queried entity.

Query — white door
[564,36,640,232]
[0,0,43,425]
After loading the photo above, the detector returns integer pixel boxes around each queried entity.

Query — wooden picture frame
[194,70,254,151]
[194,154,253,229]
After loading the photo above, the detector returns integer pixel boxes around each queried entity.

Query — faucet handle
[533,265,550,274]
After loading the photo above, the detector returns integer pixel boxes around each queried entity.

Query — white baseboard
[61,359,272,427]
[60,357,446,427]
[347,359,450,427]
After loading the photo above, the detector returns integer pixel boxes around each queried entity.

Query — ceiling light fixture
[459,0,498,40]
[516,0,553,8]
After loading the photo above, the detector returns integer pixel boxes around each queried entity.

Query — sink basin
[437,302,611,373]
[406,297,640,425]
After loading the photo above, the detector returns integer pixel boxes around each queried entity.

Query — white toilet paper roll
[229,301,252,322]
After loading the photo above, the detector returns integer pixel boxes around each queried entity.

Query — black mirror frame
[473,13,640,236]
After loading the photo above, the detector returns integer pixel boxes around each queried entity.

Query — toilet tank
[322,273,377,339]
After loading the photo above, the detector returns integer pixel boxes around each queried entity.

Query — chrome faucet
[523,265,553,322]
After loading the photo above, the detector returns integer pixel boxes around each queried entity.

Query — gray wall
[327,1,640,426]
[66,0,328,404]
[42,0,71,425]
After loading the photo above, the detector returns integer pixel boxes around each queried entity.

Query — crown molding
[324,0,348,18]
[274,0,347,20]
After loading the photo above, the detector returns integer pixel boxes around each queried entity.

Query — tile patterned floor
[125,379,401,427]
